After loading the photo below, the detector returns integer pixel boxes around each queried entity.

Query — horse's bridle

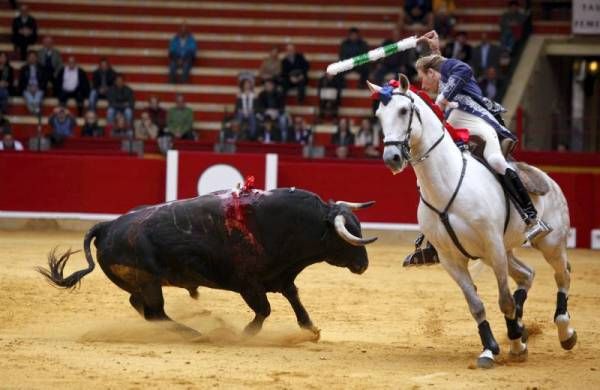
[382,92,445,165]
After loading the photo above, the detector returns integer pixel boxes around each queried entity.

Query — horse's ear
[366,80,382,94]
[399,74,410,92]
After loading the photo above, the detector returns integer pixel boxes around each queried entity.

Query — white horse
[369,75,577,369]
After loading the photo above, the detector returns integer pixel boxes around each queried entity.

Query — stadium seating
[0,0,508,148]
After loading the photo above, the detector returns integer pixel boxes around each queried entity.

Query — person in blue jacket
[169,24,197,84]
[404,30,552,266]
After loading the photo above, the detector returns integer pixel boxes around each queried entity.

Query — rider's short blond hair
[415,54,445,73]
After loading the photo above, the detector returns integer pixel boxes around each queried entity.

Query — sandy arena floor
[1,229,599,389]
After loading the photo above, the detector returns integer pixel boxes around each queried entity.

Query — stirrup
[403,242,440,267]
[525,219,553,242]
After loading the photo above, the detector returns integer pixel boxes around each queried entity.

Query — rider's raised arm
[439,60,474,102]
[417,30,442,56]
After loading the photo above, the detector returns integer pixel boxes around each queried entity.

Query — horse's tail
[37,222,106,289]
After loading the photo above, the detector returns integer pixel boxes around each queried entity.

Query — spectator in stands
[373,28,417,85]
[147,96,167,133]
[399,1,433,32]
[167,93,195,140]
[108,112,133,139]
[168,24,197,84]
[355,118,375,147]
[11,4,37,60]
[56,56,89,117]
[317,72,343,119]
[443,31,472,63]
[470,32,502,80]
[0,133,23,151]
[339,27,370,87]
[479,66,504,101]
[80,110,104,137]
[24,81,43,115]
[281,44,309,104]
[235,79,258,141]
[500,1,528,53]
[19,50,46,96]
[48,106,76,144]
[257,78,287,137]
[355,118,380,158]
[290,116,312,145]
[331,117,354,146]
[433,0,456,39]
[89,58,116,112]
[37,36,62,96]
[0,52,14,114]
[258,47,281,85]
[135,111,159,140]
[0,111,12,134]
[258,118,281,144]
[221,119,245,143]
[107,74,135,124]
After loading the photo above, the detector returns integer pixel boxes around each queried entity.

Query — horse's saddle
[468,136,550,196]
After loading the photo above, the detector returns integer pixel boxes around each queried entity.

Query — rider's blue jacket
[439,58,516,141]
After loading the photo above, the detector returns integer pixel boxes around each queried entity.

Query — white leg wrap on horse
[555,314,574,341]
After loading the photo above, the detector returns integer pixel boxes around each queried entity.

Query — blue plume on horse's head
[370,80,401,106]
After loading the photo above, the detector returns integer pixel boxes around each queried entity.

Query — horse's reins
[382,91,445,165]
[383,91,478,260]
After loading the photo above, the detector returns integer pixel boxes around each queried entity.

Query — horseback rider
[404,30,552,266]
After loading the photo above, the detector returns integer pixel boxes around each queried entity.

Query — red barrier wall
[0,152,165,213]
[278,158,419,223]
[1,152,598,247]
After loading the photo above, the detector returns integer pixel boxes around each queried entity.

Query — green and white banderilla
[326,36,417,76]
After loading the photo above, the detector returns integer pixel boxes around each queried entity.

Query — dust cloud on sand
[1,230,600,389]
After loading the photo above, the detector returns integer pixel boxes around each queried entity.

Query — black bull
[38,188,377,337]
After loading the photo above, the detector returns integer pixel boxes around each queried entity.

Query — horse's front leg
[488,245,528,360]
[440,256,499,369]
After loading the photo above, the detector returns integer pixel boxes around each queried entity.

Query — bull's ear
[399,73,410,92]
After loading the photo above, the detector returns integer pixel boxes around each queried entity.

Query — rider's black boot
[403,234,440,267]
[501,168,552,241]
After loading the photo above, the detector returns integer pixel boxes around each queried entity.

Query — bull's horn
[336,200,376,210]
[334,215,377,246]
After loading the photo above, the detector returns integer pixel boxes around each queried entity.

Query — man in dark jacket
[256,78,287,137]
[88,58,117,112]
[56,56,90,117]
[470,33,502,80]
[11,5,38,60]
[106,74,135,124]
[339,27,370,86]
[281,44,309,104]
[37,36,62,96]
[18,50,46,95]
[443,31,472,63]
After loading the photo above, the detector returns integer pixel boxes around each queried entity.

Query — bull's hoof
[308,326,321,342]
[561,330,577,350]
[477,349,495,369]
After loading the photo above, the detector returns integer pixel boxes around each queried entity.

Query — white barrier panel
[592,229,600,250]
[165,150,179,202]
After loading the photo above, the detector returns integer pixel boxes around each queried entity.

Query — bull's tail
[37,223,105,289]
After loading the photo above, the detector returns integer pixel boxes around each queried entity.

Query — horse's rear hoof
[509,347,528,362]
[477,349,495,369]
[561,330,577,350]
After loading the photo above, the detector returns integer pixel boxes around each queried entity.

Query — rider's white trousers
[447,109,510,174]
